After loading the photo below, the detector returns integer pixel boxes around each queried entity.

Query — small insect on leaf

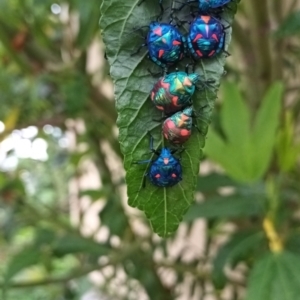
[100,0,239,237]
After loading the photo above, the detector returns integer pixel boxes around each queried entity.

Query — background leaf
[184,194,264,221]
[100,0,238,236]
[275,111,300,172]
[246,251,300,300]
[251,82,283,178]
[52,234,110,257]
[205,82,282,183]
[5,247,41,283]
[196,173,240,193]
[274,11,300,38]
[220,82,251,146]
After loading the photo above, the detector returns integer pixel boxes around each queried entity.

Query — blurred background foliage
[0,0,300,299]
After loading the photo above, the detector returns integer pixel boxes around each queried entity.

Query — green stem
[0,266,98,289]
[0,242,142,290]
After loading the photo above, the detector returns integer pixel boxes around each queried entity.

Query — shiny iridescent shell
[148,148,182,187]
[187,15,225,59]
[147,22,185,68]
[163,107,193,144]
[151,71,200,114]
[198,0,232,13]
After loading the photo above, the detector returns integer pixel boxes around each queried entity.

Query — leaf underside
[100,0,238,237]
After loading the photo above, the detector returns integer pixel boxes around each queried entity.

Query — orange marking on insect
[208,50,216,56]
[180,129,190,136]
[171,96,179,106]
[160,81,170,90]
[193,33,203,42]
[196,50,203,57]
[163,158,169,165]
[158,49,165,58]
[153,27,162,36]
[156,105,164,111]
[201,16,211,24]
[171,173,177,178]
[211,33,218,41]
[172,40,181,46]
[182,114,189,121]
[155,173,161,178]
[183,77,192,87]
[164,120,176,130]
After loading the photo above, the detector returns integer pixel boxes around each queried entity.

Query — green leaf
[275,111,300,172]
[100,1,238,236]
[274,11,300,38]
[52,234,110,257]
[251,82,283,178]
[212,230,264,289]
[73,0,101,50]
[99,196,128,236]
[246,251,300,300]
[62,73,89,116]
[34,228,56,246]
[205,128,245,178]
[196,173,240,193]
[205,82,283,183]
[221,82,251,146]
[184,194,264,222]
[5,247,41,283]
[286,233,300,254]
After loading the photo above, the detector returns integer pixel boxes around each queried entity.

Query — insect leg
[131,43,147,56]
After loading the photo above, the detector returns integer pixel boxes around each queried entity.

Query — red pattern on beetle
[201,16,211,24]
[171,95,179,106]
[180,129,190,137]
[153,27,162,36]
[172,40,181,46]
[211,33,219,41]
[193,34,203,42]
[208,50,216,56]
[158,49,165,58]
[165,120,176,129]
[196,50,203,57]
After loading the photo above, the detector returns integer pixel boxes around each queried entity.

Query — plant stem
[0,266,99,289]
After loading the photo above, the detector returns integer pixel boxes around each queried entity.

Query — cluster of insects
[133,0,233,188]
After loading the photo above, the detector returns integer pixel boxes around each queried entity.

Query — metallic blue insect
[176,0,232,14]
[187,15,226,59]
[132,22,186,69]
[134,134,182,187]
[198,0,232,12]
